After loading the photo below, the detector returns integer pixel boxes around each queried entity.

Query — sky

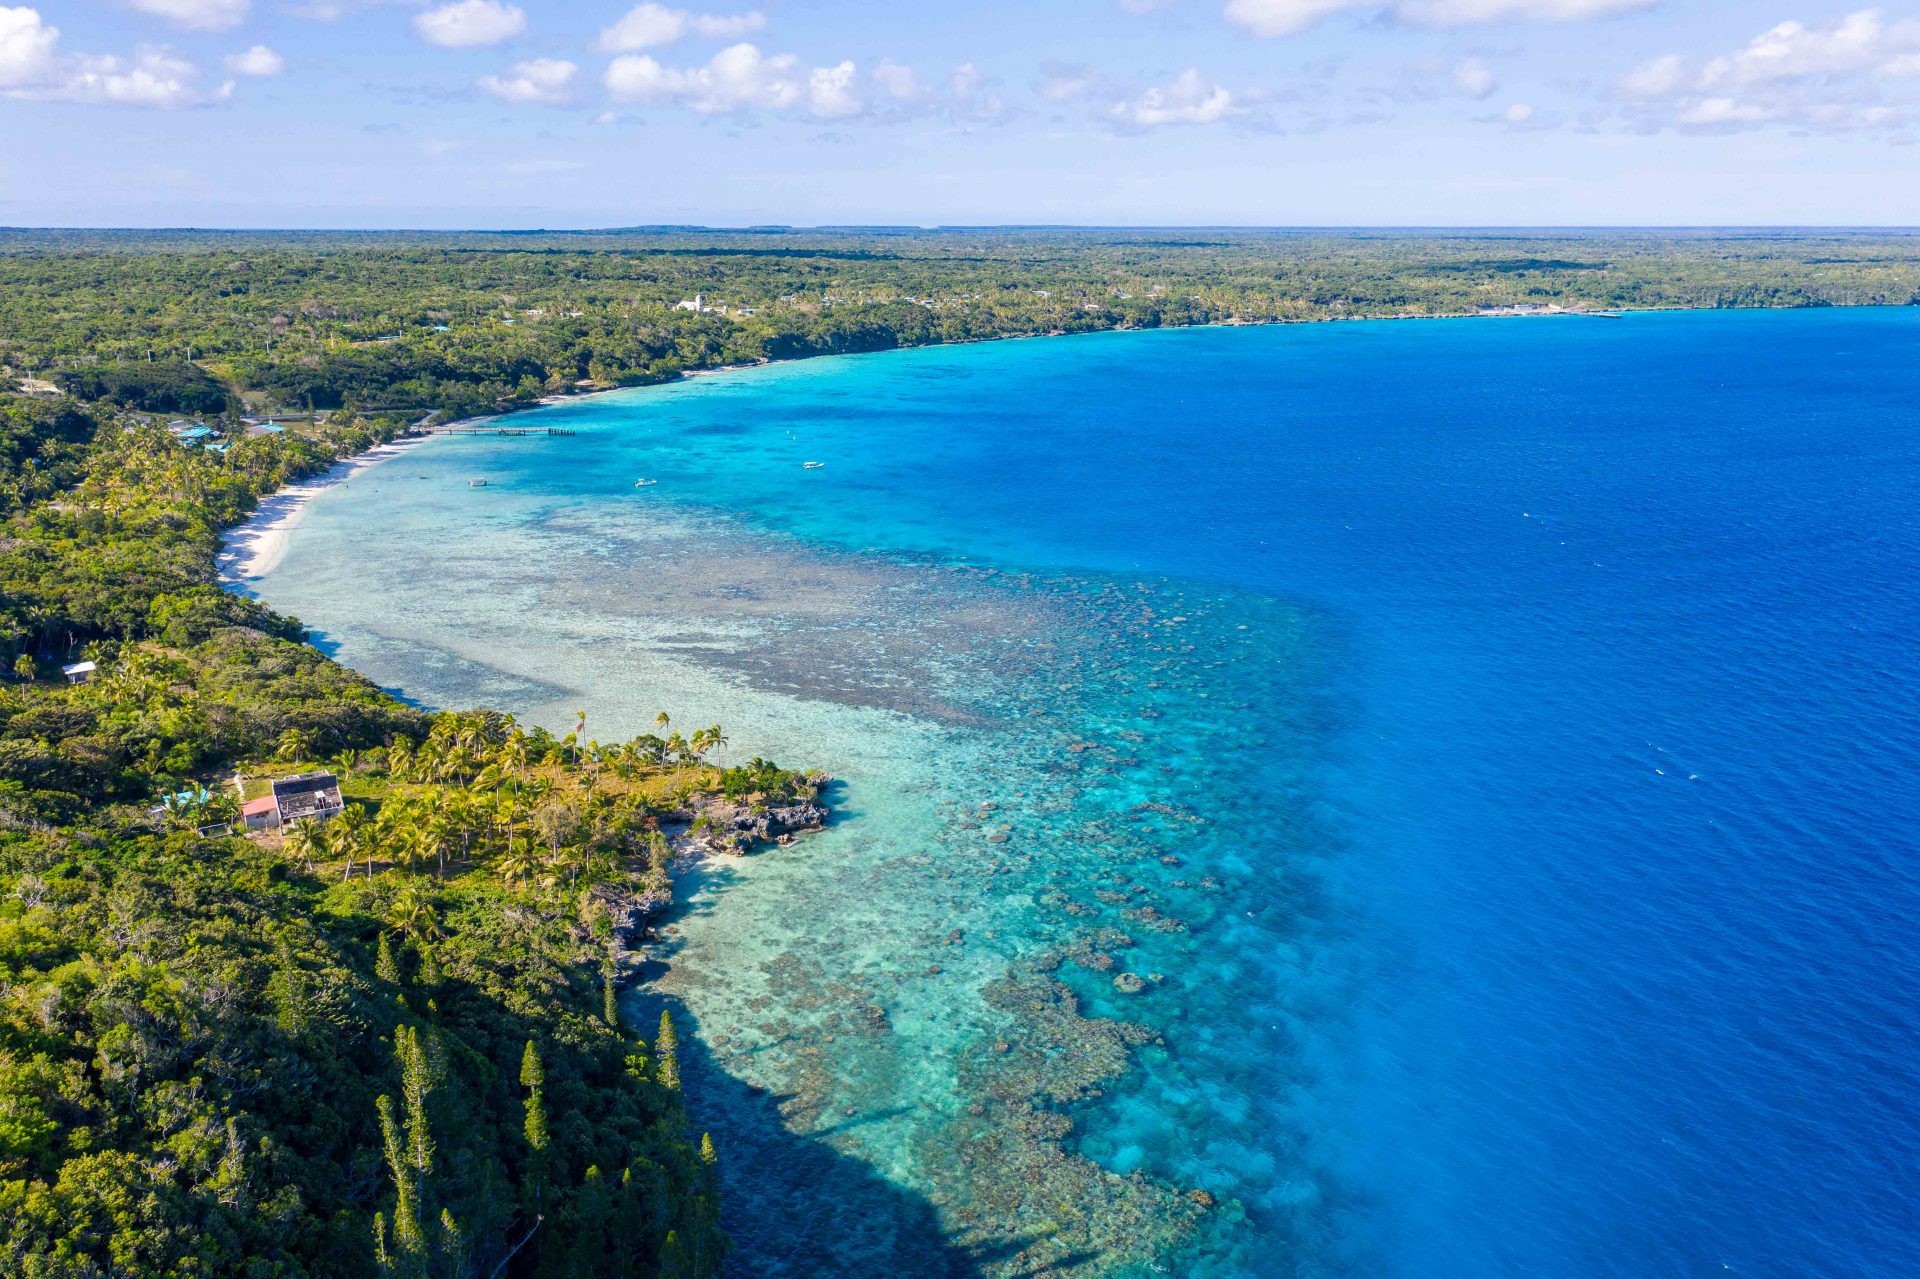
[3,0,1920,226]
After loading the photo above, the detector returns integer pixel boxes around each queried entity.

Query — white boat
[469,478,488,487]
[802,461,825,470]
[633,478,658,487]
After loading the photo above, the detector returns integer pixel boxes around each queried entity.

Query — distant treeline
[4,227,1918,418]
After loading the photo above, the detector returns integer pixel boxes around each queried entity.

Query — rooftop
[272,771,345,823]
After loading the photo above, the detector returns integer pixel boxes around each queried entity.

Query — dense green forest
[1,227,1917,1276]
[0,387,821,1276]
[4,227,1918,419]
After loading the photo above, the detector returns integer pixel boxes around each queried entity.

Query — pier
[420,425,575,437]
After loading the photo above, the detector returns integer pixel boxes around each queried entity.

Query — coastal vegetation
[0,389,820,1276]
[4,227,1918,421]
[2,228,1917,1276]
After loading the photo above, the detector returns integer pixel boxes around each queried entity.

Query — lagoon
[235,310,1920,1278]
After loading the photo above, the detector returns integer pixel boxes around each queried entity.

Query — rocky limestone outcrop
[675,787,832,857]
[600,780,834,951]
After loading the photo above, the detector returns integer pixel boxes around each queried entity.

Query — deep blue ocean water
[244,308,1920,1277]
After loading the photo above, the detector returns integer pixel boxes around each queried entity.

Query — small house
[241,795,279,831]
[271,771,345,826]
[61,660,97,684]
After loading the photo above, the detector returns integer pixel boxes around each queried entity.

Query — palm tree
[492,790,522,854]
[421,808,454,878]
[495,836,539,887]
[386,882,440,943]
[501,731,529,791]
[329,804,372,880]
[283,819,319,873]
[324,817,355,881]
[689,724,728,765]
[440,790,476,867]
[276,727,317,764]
[376,804,421,874]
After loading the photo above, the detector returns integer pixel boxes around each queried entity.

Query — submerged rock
[1113,972,1147,994]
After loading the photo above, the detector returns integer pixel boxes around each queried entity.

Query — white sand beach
[218,433,440,584]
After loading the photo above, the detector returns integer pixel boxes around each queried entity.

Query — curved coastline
[212,305,1919,1279]
[219,328,1368,1279]
[218,432,443,584]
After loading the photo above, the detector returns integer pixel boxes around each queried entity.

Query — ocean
[234,308,1920,1278]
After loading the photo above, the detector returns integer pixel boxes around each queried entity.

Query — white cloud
[282,0,403,17]
[941,62,1010,121]
[0,6,60,89]
[1699,10,1912,88]
[1223,0,1653,35]
[1397,0,1655,24]
[413,0,524,48]
[1615,10,1920,133]
[224,44,283,76]
[1452,57,1497,97]
[1043,69,1096,102]
[0,7,211,105]
[808,59,862,117]
[58,47,204,106]
[603,45,985,123]
[1113,68,1236,126]
[1674,96,1779,127]
[479,56,576,103]
[873,59,926,102]
[606,41,803,111]
[1801,100,1899,127]
[126,0,250,31]
[1223,0,1359,36]
[596,3,765,53]
[1502,100,1534,122]
[1618,51,1685,98]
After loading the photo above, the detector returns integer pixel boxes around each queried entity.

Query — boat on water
[803,461,825,469]
[633,478,658,487]
[469,478,487,487]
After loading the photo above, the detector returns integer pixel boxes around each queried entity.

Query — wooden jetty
[421,425,575,437]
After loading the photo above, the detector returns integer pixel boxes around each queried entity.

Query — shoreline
[492,303,1688,424]
[217,430,442,584]
[212,299,1745,593]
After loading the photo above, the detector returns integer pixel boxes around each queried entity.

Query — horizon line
[6,222,1920,236]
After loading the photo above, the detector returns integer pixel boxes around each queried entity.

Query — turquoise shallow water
[238,310,1920,1278]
